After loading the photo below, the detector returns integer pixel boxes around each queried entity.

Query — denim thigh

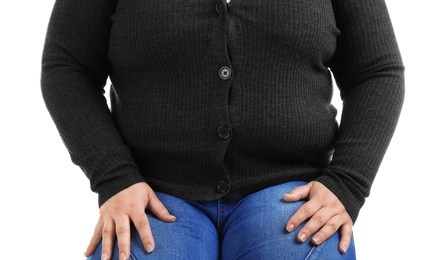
[221,181,356,260]
[87,192,219,260]
[87,181,356,260]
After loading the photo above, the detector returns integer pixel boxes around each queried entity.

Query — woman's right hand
[83,182,176,260]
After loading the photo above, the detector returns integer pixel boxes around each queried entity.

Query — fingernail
[145,244,154,253]
[286,224,295,232]
[170,215,177,221]
[340,245,348,253]
[101,252,108,260]
[283,194,293,199]
[313,236,320,245]
[298,232,307,242]
[119,253,127,260]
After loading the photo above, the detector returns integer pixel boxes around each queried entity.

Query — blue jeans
[88,181,356,259]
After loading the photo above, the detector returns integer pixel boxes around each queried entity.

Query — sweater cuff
[314,173,366,223]
[74,147,147,207]
[95,167,147,207]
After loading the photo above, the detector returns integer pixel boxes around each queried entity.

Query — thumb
[282,182,312,202]
[147,193,176,222]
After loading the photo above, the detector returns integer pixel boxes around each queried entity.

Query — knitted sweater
[41,0,404,222]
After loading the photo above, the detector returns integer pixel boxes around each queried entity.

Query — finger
[310,214,342,246]
[101,219,116,260]
[115,215,131,260]
[84,220,105,257]
[286,198,322,234]
[147,193,176,222]
[297,207,333,243]
[282,183,312,202]
[338,223,353,253]
[131,210,155,253]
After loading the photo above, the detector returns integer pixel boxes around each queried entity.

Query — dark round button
[217,126,231,139]
[219,66,232,80]
[216,2,224,14]
[216,180,230,194]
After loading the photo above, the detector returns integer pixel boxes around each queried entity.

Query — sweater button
[219,66,232,80]
[216,180,230,194]
[217,126,231,139]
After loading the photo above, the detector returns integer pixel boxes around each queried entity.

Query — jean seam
[304,245,317,260]
[217,199,222,233]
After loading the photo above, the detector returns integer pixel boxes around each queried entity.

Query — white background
[1,0,443,259]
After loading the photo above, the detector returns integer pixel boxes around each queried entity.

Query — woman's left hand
[283,181,353,254]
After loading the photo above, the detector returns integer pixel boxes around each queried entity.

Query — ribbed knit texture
[41,0,404,222]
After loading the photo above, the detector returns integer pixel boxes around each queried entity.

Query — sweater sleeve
[315,0,405,222]
[41,0,146,206]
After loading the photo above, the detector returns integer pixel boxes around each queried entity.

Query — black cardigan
[41,0,404,222]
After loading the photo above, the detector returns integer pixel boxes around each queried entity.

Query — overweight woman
[41,0,404,259]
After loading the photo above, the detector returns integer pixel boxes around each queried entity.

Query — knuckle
[327,221,339,232]
[301,206,312,217]
[116,226,129,235]
[102,226,113,236]
[313,214,324,225]
[136,219,150,230]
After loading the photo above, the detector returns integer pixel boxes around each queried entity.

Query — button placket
[209,0,234,196]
